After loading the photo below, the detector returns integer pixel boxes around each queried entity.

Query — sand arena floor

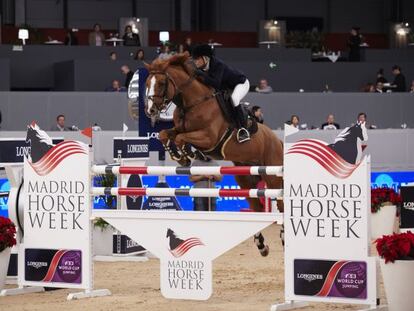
[0,224,386,311]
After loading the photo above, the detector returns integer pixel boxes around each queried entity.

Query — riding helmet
[192,44,214,58]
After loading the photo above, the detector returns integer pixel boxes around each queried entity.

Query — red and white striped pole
[91,165,283,177]
[92,187,283,199]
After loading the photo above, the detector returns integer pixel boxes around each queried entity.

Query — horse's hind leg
[234,174,269,257]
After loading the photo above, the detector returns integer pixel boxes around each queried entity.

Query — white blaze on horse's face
[146,76,157,115]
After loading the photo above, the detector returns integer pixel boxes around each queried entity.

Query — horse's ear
[168,52,190,66]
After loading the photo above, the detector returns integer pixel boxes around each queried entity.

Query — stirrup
[236,127,250,143]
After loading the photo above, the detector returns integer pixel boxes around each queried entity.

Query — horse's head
[352,122,368,142]
[144,52,192,125]
[25,122,54,162]
[25,122,37,144]
[166,228,174,238]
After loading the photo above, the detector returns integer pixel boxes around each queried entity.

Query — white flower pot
[371,205,397,239]
[93,226,114,256]
[380,259,414,311]
[0,247,11,290]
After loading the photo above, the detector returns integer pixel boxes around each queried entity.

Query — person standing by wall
[391,65,407,92]
[123,25,141,46]
[190,158,222,211]
[348,27,361,62]
[88,23,105,46]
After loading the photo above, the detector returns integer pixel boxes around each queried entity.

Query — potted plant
[93,217,113,256]
[92,174,116,256]
[0,216,16,290]
[375,232,414,311]
[370,187,401,239]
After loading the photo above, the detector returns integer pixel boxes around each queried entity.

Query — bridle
[147,60,215,113]
[147,63,195,108]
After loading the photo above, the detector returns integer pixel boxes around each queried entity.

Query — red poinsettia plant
[375,231,414,263]
[371,187,402,213]
[0,216,17,252]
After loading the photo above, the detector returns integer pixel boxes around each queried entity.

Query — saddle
[199,91,258,160]
[215,91,258,135]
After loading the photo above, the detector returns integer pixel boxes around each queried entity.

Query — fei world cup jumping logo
[166,229,204,258]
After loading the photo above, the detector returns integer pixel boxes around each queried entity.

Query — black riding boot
[235,105,250,143]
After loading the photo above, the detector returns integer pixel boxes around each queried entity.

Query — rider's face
[194,57,206,68]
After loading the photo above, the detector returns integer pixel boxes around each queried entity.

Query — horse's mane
[29,125,54,146]
[147,52,195,77]
[333,127,351,143]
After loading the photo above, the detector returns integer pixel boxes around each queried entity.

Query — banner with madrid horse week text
[283,124,377,306]
[22,122,92,290]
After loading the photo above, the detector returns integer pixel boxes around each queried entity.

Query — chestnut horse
[144,52,283,256]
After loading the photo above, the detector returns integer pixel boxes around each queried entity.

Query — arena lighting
[397,28,407,36]
[159,31,169,43]
[395,23,410,36]
[18,29,29,45]
[273,20,278,25]
[136,18,140,22]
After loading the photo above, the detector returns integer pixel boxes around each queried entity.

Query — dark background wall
[1,0,413,32]
[0,92,412,131]
[1,45,413,91]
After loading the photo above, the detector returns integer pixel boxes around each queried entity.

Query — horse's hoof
[260,245,269,257]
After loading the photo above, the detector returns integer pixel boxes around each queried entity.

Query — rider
[191,44,251,143]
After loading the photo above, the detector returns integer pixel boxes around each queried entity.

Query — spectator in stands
[391,65,407,92]
[123,25,141,46]
[183,37,193,54]
[121,65,134,88]
[110,51,117,61]
[362,83,375,92]
[251,106,264,124]
[321,114,340,130]
[158,45,172,60]
[357,112,367,123]
[88,23,105,46]
[376,68,387,84]
[375,81,384,93]
[105,80,126,92]
[190,158,222,211]
[289,115,300,128]
[410,80,414,93]
[134,49,145,61]
[348,27,362,62]
[64,29,78,46]
[255,79,273,93]
[51,115,69,131]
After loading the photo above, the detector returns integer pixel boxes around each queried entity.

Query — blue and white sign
[113,137,149,160]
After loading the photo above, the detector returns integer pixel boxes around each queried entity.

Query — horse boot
[235,105,250,143]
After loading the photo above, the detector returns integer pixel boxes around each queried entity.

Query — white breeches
[231,79,250,107]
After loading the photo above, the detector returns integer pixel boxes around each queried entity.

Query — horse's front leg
[174,130,214,166]
[159,128,182,162]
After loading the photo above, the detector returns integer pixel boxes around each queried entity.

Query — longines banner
[23,123,92,290]
[400,186,414,228]
[0,138,63,164]
[283,124,377,306]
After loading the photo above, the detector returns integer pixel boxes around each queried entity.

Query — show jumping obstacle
[3,123,384,310]
[91,164,284,199]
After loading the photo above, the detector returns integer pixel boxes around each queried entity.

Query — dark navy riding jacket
[195,57,246,91]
